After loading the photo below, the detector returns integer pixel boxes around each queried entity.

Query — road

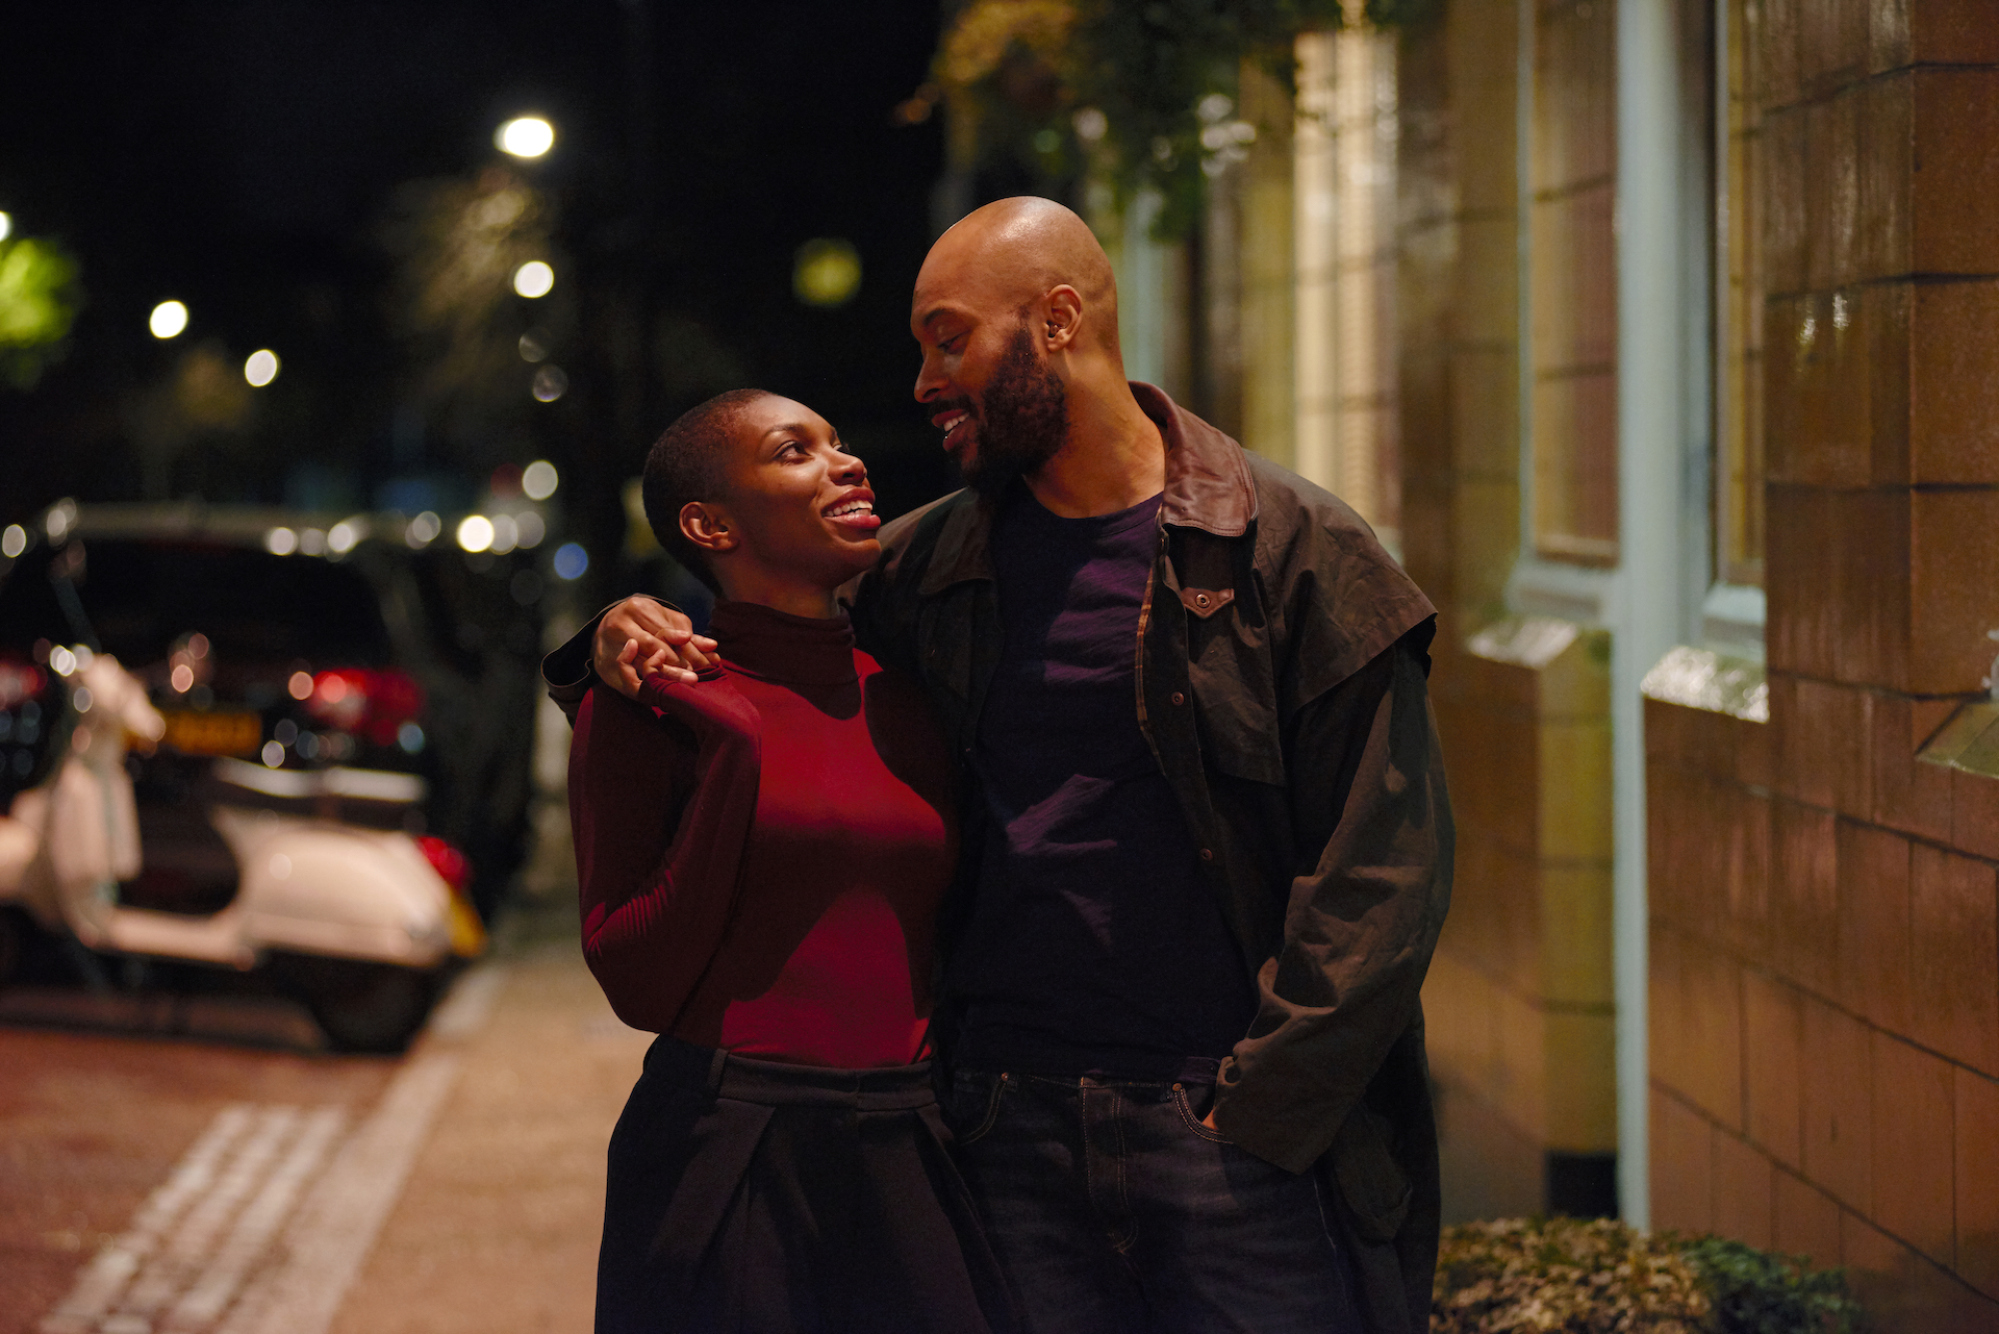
[0,905,649,1334]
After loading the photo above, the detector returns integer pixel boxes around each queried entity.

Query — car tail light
[416,834,471,895]
[305,668,424,748]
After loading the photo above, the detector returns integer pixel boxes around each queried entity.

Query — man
[549,198,1452,1333]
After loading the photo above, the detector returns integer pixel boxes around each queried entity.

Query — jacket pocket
[1330,1105,1411,1244]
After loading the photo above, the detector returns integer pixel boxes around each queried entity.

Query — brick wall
[1645,3,1999,1325]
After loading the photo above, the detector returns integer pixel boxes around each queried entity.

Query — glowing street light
[496,116,555,159]
[244,349,281,386]
[457,515,496,553]
[149,300,189,339]
[0,212,11,242]
[513,260,554,299]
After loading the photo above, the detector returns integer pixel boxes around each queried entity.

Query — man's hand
[592,598,716,699]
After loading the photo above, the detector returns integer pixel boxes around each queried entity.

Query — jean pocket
[947,1072,1008,1147]
[1170,1083,1233,1145]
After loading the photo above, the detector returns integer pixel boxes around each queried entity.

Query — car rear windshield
[0,540,391,668]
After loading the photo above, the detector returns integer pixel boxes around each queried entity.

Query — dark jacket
[545,384,1453,1332]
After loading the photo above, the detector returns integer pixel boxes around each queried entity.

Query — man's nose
[914,353,944,403]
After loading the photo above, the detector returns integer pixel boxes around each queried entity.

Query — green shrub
[1432,1217,1865,1333]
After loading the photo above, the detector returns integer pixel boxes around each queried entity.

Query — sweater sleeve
[567,671,763,1032]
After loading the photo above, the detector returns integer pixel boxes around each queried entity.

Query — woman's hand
[593,598,718,697]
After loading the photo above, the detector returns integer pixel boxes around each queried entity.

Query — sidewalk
[324,903,647,1334]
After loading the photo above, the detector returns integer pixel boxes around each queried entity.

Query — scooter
[0,651,484,1050]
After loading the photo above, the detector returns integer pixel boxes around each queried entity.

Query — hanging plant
[923,0,1428,239]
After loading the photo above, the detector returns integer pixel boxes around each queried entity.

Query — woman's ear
[679,500,737,557]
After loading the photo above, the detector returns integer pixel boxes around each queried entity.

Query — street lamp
[496,117,555,159]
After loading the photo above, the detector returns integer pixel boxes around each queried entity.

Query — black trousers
[598,1035,1015,1334]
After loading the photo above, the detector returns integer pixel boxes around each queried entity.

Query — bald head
[914,197,1120,355]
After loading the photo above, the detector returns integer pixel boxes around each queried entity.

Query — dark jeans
[944,1069,1361,1334]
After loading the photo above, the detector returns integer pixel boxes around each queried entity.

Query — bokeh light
[456,515,495,553]
[327,520,360,554]
[793,239,861,308]
[553,542,589,580]
[513,260,554,298]
[489,514,518,554]
[0,212,11,242]
[522,459,558,500]
[244,349,280,386]
[406,511,442,548]
[531,365,568,402]
[264,526,297,556]
[287,671,314,700]
[1,524,25,558]
[496,116,555,159]
[149,300,189,339]
[514,511,547,548]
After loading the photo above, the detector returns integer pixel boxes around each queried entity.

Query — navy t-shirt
[949,487,1255,1081]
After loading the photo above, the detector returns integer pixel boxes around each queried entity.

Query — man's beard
[957,325,1067,502]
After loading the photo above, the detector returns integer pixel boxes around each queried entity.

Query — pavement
[5,899,650,1334]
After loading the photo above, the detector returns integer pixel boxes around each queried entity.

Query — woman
[568,388,1009,1333]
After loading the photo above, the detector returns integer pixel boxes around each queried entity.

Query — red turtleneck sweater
[566,601,957,1068]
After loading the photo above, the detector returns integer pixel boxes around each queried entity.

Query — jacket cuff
[540,596,678,712]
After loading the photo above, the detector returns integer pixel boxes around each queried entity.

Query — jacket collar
[916,382,1257,595]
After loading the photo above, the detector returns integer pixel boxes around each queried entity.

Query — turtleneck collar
[708,600,858,687]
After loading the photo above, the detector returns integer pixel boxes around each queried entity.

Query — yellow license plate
[161,710,263,757]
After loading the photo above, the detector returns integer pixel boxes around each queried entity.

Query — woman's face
[698,395,880,596]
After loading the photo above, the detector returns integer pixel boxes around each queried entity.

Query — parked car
[0,501,543,1048]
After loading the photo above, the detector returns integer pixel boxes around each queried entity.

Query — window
[1529,0,1619,564]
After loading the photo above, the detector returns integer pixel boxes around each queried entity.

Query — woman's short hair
[640,388,772,594]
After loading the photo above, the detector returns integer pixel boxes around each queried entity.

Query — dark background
[0,1,957,602]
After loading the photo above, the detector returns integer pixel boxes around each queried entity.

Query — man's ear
[679,500,737,557]
[1042,285,1084,352]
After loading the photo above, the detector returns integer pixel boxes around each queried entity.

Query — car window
[0,540,391,668]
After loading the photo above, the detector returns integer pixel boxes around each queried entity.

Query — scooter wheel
[298,961,440,1053]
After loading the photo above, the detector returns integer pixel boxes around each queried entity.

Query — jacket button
[1171,691,1185,706]
[1199,848,1214,861]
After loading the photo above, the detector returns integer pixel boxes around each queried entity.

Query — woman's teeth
[826,501,873,518]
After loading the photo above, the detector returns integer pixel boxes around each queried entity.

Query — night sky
[0,2,955,581]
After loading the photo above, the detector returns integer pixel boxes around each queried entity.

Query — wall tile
[1492,985,1548,1142]
[1541,862,1615,1006]
[1726,785,1775,964]
[1957,1066,1999,1299]
[1836,820,1913,1033]
[1866,282,1914,486]
[1652,924,1745,1130]
[1544,1009,1618,1151]
[1910,843,1999,1076]
[1872,690,1957,844]
[1712,1128,1777,1250]
[1774,1167,1844,1270]
[1423,949,1502,1102]
[1805,93,1862,293]
[1787,679,1870,813]
[1650,1087,1714,1235]
[1955,769,1999,864]
[1833,487,1912,690]
[1909,280,1999,486]
[1912,69,1999,277]
[1840,1211,1999,1333]
[1745,969,1805,1169]
[1808,0,1873,94]
[1910,0,1999,63]
[1801,995,1873,1210]
[1870,1032,1956,1264]
[1539,719,1613,861]
[1764,491,1835,677]
[1857,74,1914,283]
[1448,348,1519,479]
[1772,799,1841,996]
[1763,107,1808,294]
